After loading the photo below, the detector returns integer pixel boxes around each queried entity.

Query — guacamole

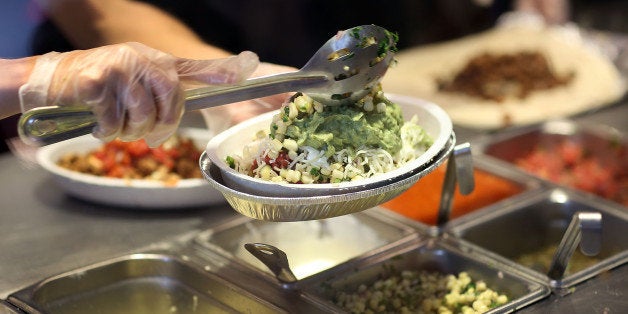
[272,88,404,157]
[229,85,432,184]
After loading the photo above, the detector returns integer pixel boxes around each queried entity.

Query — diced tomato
[151,148,174,170]
[125,140,151,157]
[63,134,203,181]
[251,151,292,171]
[272,151,291,169]
[516,139,626,206]
[558,140,582,166]
[106,165,129,178]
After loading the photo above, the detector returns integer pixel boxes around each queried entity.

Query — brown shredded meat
[437,51,575,102]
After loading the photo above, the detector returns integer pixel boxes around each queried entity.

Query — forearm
[42,0,232,59]
[0,57,37,119]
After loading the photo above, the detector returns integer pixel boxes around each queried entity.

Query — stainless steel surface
[301,237,550,313]
[518,263,628,314]
[8,253,286,314]
[0,151,238,299]
[244,243,298,286]
[193,210,419,281]
[447,188,628,288]
[200,134,454,221]
[0,94,626,312]
[0,301,21,314]
[18,25,396,146]
[548,212,602,280]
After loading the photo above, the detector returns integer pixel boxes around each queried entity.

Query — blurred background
[0,0,41,153]
[0,0,626,153]
[0,0,40,58]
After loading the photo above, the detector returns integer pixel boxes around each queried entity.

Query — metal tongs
[18,25,396,146]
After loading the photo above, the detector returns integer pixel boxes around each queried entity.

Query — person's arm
[39,0,296,128]
[40,0,232,59]
[0,57,36,119]
[2,43,259,146]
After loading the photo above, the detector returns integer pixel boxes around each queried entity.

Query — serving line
[0,103,626,311]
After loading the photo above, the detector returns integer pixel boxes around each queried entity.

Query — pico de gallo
[57,134,203,185]
[515,139,627,207]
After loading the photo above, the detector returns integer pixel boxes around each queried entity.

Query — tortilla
[381,24,626,129]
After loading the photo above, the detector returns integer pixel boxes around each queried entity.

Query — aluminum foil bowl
[200,134,455,221]
[205,94,453,197]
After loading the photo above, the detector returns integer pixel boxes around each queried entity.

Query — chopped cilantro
[309,167,320,176]
[350,27,362,39]
[225,156,236,169]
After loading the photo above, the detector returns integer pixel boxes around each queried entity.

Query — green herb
[350,27,362,39]
[270,122,279,139]
[377,30,399,57]
[309,167,321,176]
[463,282,476,293]
[225,156,236,169]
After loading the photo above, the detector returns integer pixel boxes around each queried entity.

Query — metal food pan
[300,237,549,313]
[8,253,286,314]
[0,301,21,314]
[194,209,420,281]
[472,119,627,207]
[447,188,628,288]
[379,156,544,226]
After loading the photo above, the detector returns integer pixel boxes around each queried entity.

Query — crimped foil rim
[200,134,455,221]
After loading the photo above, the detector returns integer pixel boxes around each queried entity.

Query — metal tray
[194,209,420,281]
[472,119,627,208]
[447,188,628,288]
[8,253,286,314]
[299,237,550,313]
[0,301,21,314]
[380,156,544,226]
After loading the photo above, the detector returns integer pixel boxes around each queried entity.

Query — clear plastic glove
[19,42,259,146]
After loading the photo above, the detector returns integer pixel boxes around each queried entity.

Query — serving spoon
[19,24,398,146]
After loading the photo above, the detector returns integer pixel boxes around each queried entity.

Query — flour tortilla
[381,24,626,129]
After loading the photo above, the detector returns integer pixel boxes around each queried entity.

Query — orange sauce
[382,163,523,225]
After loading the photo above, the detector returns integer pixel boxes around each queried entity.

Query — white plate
[206,94,453,197]
[36,128,225,209]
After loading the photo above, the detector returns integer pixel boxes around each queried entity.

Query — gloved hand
[19,42,259,146]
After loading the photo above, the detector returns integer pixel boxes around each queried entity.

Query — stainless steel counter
[0,103,626,312]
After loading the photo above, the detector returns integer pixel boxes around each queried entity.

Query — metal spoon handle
[547,211,602,280]
[437,142,475,226]
[244,243,298,285]
[18,71,329,146]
